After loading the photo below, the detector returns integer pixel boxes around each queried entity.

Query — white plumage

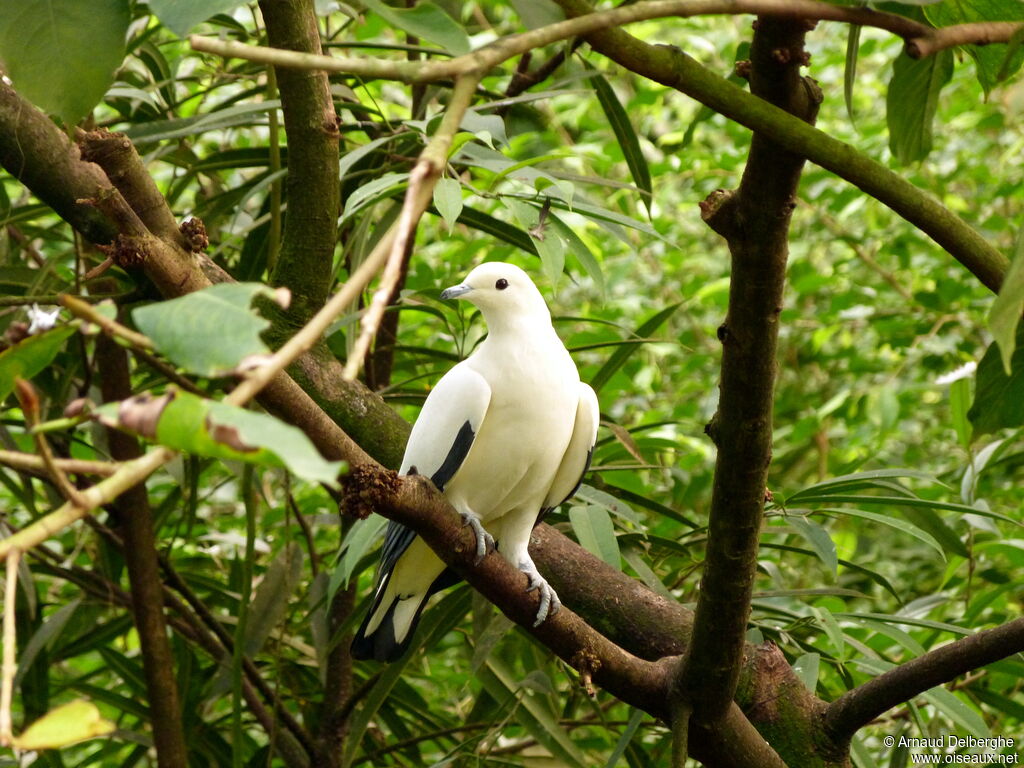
[351,262,599,662]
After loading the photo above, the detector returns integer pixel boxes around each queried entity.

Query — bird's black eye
[495,278,509,290]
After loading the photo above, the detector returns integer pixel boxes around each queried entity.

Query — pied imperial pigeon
[351,262,599,662]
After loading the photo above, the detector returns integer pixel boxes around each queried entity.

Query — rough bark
[95,335,189,767]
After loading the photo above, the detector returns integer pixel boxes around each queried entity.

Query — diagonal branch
[552,0,1008,292]
[190,0,1023,80]
[823,616,1024,745]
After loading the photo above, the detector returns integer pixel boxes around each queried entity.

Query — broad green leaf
[132,283,278,378]
[569,505,621,569]
[788,516,838,575]
[574,484,640,524]
[590,73,652,212]
[810,605,846,657]
[988,227,1024,374]
[534,230,566,292]
[886,49,953,164]
[924,0,1024,91]
[0,0,129,125]
[13,700,115,750]
[244,543,303,656]
[148,0,249,37]
[0,324,76,402]
[791,652,820,693]
[453,206,536,255]
[968,324,1024,436]
[98,390,342,485]
[548,213,605,297]
[433,177,463,229]
[360,0,469,55]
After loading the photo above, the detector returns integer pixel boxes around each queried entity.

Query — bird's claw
[521,562,561,627]
[459,512,494,564]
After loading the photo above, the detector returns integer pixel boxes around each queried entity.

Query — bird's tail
[350,569,459,662]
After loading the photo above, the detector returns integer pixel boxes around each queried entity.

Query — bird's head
[440,262,550,329]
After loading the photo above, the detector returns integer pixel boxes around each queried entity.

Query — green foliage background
[0,1,1022,766]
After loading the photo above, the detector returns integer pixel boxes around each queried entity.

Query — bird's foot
[459,512,494,564]
[519,560,561,627]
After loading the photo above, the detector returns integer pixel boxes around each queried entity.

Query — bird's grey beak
[440,282,472,300]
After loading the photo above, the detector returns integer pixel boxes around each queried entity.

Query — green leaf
[99,390,342,485]
[132,283,277,378]
[886,49,953,164]
[433,177,463,229]
[988,226,1024,374]
[924,0,1024,91]
[507,0,564,29]
[0,0,129,125]
[791,652,820,693]
[921,686,991,738]
[481,655,588,768]
[148,0,249,37]
[14,600,81,688]
[590,73,652,212]
[845,24,863,124]
[534,230,566,292]
[0,324,76,402]
[604,707,644,768]
[817,507,945,559]
[788,516,838,575]
[968,323,1024,436]
[569,505,621,569]
[244,543,303,656]
[950,376,971,451]
[547,213,605,297]
[13,700,115,750]
[330,513,388,596]
[590,303,680,393]
[360,0,469,55]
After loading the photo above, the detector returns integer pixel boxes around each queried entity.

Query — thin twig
[0,449,118,477]
[0,549,19,747]
[59,293,154,349]
[15,380,89,508]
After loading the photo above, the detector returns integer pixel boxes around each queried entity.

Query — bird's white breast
[444,326,579,520]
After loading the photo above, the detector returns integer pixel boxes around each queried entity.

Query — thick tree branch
[823,617,1024,745]
[676,16,817,741]
[94,336,188,767]
[259,0,340,322]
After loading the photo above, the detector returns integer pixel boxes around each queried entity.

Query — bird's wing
[540,382,599,515]
[379,363,490,585]
[399,360,491,487]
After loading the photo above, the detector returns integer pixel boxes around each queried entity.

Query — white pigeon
[351,262,599,662]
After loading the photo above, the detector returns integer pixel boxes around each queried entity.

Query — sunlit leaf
[886,49,953,164]
[360,0,469,55]
[987,227,1024,374]
[0,324,76,402]
[132,283,279,377]
[13,700,115,750]
[569,505,621,569]
[148,0,249,37]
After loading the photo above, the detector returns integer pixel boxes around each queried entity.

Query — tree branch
[191,0,1023,80]
[823,617,1024,745]
[552,0,1007,292]
[94,335,189,767]
[258,0,340,322]
[676,16,816,749]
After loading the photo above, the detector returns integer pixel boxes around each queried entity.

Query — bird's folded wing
[399,361,491,489]
[541,382,600,514]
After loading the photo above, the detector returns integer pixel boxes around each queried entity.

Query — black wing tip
[351,601,412,663]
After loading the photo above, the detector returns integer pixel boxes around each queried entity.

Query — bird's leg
[518,556,561,627]
[458,511,494,564]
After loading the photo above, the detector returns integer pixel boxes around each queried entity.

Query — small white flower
[26,304,61,334]
[935,361,977,386]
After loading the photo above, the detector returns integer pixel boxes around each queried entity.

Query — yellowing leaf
[12,700,115,750]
